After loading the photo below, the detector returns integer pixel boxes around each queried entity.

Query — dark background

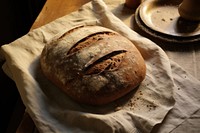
[0,0,46,132]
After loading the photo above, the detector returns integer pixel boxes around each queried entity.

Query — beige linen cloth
[1,0,200,133]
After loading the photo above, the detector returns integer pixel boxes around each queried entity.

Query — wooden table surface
[31,0,91,30]
[15,0,91,132]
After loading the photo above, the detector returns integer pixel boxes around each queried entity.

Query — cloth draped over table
[1,0,200,133]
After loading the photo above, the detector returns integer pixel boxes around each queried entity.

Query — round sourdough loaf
[40,25,146,105]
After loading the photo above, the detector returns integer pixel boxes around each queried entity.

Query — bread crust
[40,25,146,105]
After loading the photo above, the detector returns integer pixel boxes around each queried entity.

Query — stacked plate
[133,0,200,45]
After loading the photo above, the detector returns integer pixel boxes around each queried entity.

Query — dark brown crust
[68,32,115,55]
[40,25,146,105]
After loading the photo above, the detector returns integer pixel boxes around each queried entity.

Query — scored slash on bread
[40,25,146,105]
[84,50,127,75]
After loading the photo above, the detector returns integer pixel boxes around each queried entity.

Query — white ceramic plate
[139,0,200,37]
